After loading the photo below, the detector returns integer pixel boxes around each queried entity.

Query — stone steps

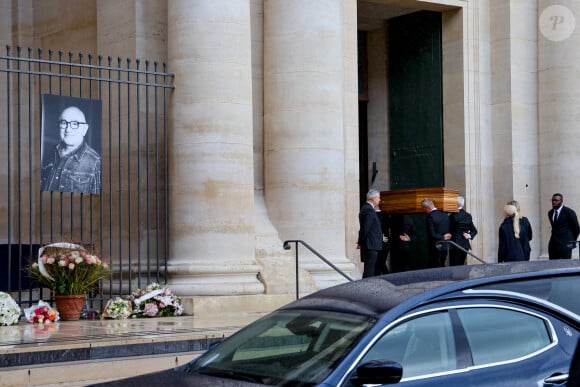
[1,351,201,386]
[0,315,258,387]
[0,296,292,386]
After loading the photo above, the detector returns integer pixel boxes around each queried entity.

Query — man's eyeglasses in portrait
[58,120,87,130]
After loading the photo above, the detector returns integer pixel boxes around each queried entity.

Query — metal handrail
[283,240,354,300]
[435,240,487,264]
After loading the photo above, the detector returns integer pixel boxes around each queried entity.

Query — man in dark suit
[449,196,478,266]
[357,189,385,278]
[389,213,415,273]
[548,193,580,259]
[421,198,451,268]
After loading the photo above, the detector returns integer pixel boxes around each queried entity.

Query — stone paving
[0,314,263,386]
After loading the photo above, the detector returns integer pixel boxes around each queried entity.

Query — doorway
[358,10,444,268]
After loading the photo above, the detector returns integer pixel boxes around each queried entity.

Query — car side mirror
[350,360,403,386]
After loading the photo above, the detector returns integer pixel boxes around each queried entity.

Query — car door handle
[544,373,568,384]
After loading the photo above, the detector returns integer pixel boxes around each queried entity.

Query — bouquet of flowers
[28,242,109,295]
[128,282,184,317]
[23,300,59,324]
[0,292,22,326]
[102,297,132,319]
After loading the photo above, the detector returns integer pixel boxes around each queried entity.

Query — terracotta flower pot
[55,294,86,321]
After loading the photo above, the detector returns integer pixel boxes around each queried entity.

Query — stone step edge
[1,350,203,387]
[0,335,223,369]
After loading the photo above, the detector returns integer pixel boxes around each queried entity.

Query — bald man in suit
[422,198,451,268]
[548,193,580,259]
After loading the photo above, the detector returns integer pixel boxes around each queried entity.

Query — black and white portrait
[40,94,102,194]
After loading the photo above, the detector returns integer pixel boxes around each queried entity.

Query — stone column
[343,0,361,268]
[97,0,167,62]
[0,1,32,47]
[167,0,263,295]
[489,0,539,260]
[456,1,496,262]
[538,0,580,258]
[264,0,355,287]
[0,2,33,243]
[96,1,169,288]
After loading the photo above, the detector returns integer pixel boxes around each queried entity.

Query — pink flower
[88,255,101,264]
[68,262,75,270]
[143,303,158,317]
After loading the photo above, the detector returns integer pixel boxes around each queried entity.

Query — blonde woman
[507,200,532,260]
[498,204,527,262]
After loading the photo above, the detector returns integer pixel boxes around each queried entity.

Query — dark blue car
[93,260,580,386]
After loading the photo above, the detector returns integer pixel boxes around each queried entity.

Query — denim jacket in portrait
[41,142,101,194]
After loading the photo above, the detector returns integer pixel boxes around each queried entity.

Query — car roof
[281,260,580,317]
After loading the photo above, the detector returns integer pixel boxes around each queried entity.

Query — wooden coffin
[380,187,460,214]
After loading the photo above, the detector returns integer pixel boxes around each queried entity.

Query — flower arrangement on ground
[102,297,132,319]
[0,292,22,326]
[128,282,184,317]
[29,242,109,295]
[24,301,59,324]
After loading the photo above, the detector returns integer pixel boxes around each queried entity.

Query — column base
[181,293,297,317]
[166,262,265,296]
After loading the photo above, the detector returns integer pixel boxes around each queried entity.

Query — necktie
[554,210,559,223]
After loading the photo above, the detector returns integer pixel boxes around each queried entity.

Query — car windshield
[185,309,375,386]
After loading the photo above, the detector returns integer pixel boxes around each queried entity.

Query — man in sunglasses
[41,106,101,194]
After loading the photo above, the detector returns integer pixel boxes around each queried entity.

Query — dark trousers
[449,249,467,266]
[390,242,412,273]
[377,249,389,275]
[549,249,572,259]
[390,253,409,273]
[549,241,572,259]
[362,249,379,278]
[429,248,446,268]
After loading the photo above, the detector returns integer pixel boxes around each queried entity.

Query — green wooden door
[388,11,444,189]
[387,11,443,268]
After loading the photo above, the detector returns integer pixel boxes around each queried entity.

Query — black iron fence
[0,45,174,308]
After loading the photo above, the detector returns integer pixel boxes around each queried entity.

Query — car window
[456,307,552,365]
[361,311,457,378]
[475,275,580,316]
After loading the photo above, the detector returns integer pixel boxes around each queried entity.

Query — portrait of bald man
[41,96,102,194]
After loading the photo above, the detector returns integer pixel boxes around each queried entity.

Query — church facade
[1,0,578,315]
